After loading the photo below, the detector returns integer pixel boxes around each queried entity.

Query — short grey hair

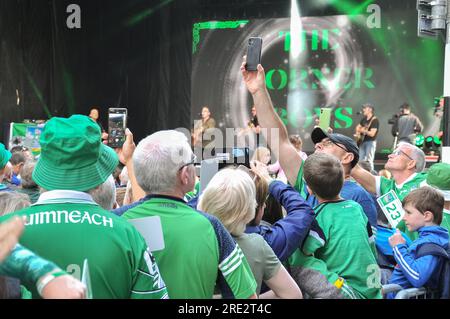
[398,142,426,172]
[0,192,30,216]
[133,130,193,194]
[88,175,116,210]
[20,160,38,189]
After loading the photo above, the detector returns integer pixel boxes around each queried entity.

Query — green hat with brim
[424,162,450,201]
[0,143,12,169]
[32,115,119,192]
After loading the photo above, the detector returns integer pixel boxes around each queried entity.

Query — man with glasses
[122,130,257,299]
[240,60,378,230]
[351,142,426,240]
[241,60,379,298]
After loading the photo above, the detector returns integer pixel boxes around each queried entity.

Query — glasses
[319,139,348,153]
[178,154,197,171]
[392,149,414,161]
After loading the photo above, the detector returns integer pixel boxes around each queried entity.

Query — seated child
[387,186,449,298]
[289,153,381,299]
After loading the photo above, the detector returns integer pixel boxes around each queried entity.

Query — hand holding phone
[318,108,332,132]
[245,37,263,71]
[108,108,127,148]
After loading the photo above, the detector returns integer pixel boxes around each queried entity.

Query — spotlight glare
[290,0,303,60]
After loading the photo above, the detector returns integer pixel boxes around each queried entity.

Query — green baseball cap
[425,162,450,201]
[0,143,12,169]
[32,115,119,191]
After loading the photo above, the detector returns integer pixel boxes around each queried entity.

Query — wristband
[37,270,67,296]
[333,277,344,289]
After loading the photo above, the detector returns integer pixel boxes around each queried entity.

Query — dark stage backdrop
[0,0,193,144]
[192,10,444,154]
[0,0,445,152]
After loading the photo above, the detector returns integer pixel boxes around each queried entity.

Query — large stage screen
[191,10,444,155]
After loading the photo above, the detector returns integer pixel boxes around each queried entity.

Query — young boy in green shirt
[289,153,382,299]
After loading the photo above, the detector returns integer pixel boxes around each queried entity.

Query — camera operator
[391,103,424,144]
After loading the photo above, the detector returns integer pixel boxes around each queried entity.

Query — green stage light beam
[24,69,52,119]
[62,67,76,115]
[125,0,174,27]
[434,135,442,145]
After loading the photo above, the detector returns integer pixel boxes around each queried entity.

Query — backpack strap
[415,243,449,259]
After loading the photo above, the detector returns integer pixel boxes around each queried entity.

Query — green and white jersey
[441,209,450,234]
[376,172,427,241]
[123,195,257,299]
[0,190,168,299]
[289,200,382,299]
[294,160,308,199]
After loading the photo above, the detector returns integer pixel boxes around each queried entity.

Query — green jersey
[289,200,382,299]
[0,190,168,299]
[294,160,308,199]
[377,172,427,240]
[441,209,450,234]
[123,195,257,299]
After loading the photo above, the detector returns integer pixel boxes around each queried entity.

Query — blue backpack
[416,243,450,299]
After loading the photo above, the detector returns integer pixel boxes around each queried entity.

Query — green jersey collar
[395,172,418,189]
[145,194,187,205]
[32,190,98,206]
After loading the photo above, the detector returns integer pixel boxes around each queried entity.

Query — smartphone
[319,108,332,131]
[245,37,263,71]
[108,108,127,148]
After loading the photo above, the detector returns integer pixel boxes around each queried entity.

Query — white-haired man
[123,130,257,299]
[351,142,427,240]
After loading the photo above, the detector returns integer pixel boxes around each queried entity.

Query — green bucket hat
[0,143,12,169]
[32,115,119,191]
[424,162,450,201]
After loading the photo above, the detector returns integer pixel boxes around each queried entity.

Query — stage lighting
[425,136,434,149]
[433,135,442,146]
[415,134,425,147]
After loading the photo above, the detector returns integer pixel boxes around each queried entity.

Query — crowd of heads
[0,82,448,300]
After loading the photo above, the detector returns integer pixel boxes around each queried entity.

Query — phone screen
[319,108,332,131]
[108,108,127,148]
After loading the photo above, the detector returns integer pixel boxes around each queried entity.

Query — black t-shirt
[359,116,379,142]
[250,115,259,127]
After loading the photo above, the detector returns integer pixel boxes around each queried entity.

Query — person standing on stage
[89,107,108,142]
[393,103,424,144]
[192,106,216,148]
[355,103,379,171]
[249,106,262,146]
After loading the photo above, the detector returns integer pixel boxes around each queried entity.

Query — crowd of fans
[0,59,448,299]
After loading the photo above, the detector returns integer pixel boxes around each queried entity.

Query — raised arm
[116,129,146,202]
[245,177,315,262]
[350,164,377,194]
[241,61,303,186]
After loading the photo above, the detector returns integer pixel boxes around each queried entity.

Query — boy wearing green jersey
[289,153,381,299]
[0,115,168,299]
